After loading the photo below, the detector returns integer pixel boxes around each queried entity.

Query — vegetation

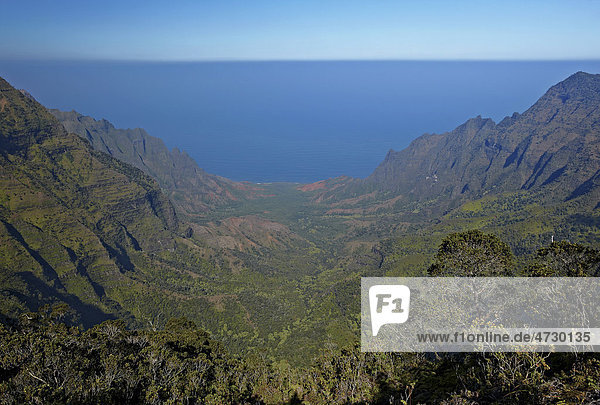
[3,72,600,402]
[3,235,600,404]
[427,230,513,276]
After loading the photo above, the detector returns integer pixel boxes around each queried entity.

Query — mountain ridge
[2,71,600,367]
[50,109,268,218]
[0,76,183,325]
[306,71,600,214]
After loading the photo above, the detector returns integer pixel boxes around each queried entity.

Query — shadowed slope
[0,76,180,324]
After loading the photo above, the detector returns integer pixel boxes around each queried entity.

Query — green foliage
[4,308,600,404]
[5,73,600,403]
[0,314,256,404]
[525,241,600,277]
[454,352,550,403]
[428,230,514,276]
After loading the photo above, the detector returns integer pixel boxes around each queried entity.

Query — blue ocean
[1,60,599,183]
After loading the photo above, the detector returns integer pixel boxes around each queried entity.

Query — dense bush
[3,234,600,404]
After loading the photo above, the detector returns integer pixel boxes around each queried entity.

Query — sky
[1,0,600,61]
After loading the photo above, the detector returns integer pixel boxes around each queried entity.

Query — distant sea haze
[1,60,600,183]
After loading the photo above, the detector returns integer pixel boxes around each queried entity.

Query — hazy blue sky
[2,0,600,61]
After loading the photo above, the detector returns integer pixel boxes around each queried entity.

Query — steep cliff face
[0,77,179,324]
[50,110,265,217]
[362,72,600,203]
[486,71,600,196]
[366,115,498,199]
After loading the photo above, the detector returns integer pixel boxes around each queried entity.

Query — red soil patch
[298,180,327,192]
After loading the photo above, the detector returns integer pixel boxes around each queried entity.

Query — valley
[2,71,600,402]
[22,72,598,364]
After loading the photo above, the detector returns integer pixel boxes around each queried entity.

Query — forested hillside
[0,77,181,326]
[3,234,600,404]
[2,72,600,403]
[0,76,368,365]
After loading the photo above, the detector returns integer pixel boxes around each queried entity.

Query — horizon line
[2,57,600,64]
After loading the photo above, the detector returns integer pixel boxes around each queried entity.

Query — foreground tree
[428,230,514,276]
[0,311,258,405]
[525,241,600,277]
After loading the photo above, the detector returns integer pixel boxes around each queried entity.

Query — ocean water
[1,60,599,183]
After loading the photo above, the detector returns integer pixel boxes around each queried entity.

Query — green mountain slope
[3,71,600,369]
[0,77,191,325]
[282,72,600,276]
[1,78,365,364]
[49,109,266,218]
[369,72,600,201]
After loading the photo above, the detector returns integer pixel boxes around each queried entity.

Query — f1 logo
[369,285,410,336]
